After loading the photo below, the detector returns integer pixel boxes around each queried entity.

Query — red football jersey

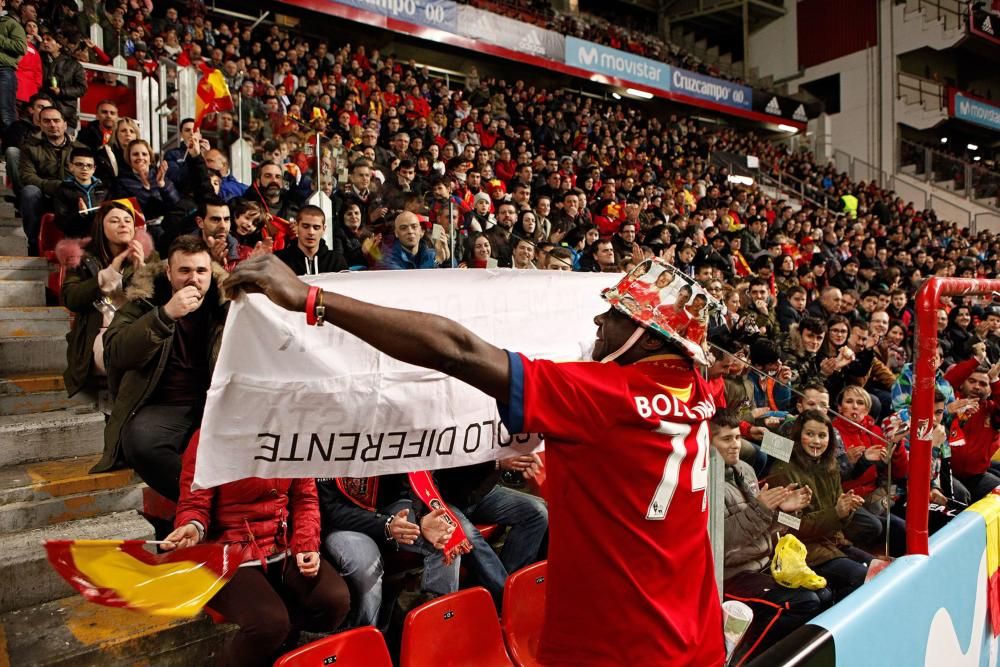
[500,351,725,667]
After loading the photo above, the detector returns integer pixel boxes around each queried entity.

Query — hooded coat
[91,257,228,473]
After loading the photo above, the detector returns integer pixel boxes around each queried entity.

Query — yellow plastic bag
[771,534,827,590]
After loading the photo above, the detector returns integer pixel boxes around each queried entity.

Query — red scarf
[407,470,473,565]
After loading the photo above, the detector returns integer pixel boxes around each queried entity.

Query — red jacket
[16,42,42,103]
[834,414,908,497]
[944,358,1000,478]
[174,431,321,566]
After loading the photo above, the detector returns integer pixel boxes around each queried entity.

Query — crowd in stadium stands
[458,0,745,84]
[4,0,1000,663]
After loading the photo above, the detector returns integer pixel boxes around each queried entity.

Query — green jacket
[0,14,26,67]
[21,135,87,197]
[61,252,155,398]
[91,258,228,473]
[771,453,854,566]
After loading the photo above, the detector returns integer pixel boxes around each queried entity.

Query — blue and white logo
[565,36,669,89]
[953,92,1000,133]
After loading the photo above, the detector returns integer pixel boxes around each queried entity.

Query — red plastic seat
[37,213,65,300]
[400,586,513,667]
[273,626,392,667]
[501,561,547,667]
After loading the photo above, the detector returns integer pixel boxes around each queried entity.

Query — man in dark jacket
[318,475,459,627]
[97,236,228,536]
[275,205,347,275]
[0,0,26,131]
[20,105,85,253]
[39,29,85,129]
[419,457,548,604]
[76,100,118,152]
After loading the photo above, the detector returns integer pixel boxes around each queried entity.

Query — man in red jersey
[224,255,726,667]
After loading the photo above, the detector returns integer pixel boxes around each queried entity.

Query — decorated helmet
[601,257,722,366]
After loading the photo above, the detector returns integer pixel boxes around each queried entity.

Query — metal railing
[897,72,946,112]
[79,62,163,151]
[898,138,1000,207]
[909,0,968,31]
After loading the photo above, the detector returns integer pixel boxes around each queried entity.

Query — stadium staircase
[0,193,233,665]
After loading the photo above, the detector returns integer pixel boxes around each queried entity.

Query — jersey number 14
[646,421,709,520]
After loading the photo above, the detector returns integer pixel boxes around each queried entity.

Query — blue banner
[670,67,751,110]
[564,36,669,91]
[952,92,1000,133]
[336,0,457,32]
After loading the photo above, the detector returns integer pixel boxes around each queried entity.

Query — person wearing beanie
[465,190,494,232]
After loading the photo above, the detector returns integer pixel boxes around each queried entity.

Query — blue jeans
[0,67,15,130]
[451,486,549,605]
[323,530,383,628]
[20,184,43,256]
[813,546,872,602]
[385,501,461,597]
[5,146,19,193]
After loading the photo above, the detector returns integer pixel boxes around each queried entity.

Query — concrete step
[0,455,142,531]
[0,373,92,416]
[0,256,49,281]
[0,408,105,467]
[0,231,27,256]
[0,334,66,374]
[0,510,152,613]
[0,594,233,667]
[0,280,44,307]
[0,306,71,337]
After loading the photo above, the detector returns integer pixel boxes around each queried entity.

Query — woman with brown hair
[61,200,154,403]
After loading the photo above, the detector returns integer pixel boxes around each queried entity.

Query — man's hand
[845,445,865,465]
[387,509,420,545]
[163,285,204,320]
[835,490,864,518]
[757,483,792,511]
[930,488,948,506]
[863,446,886,462]
[162,523,200,551]
[776,363,792,384]
[779,484,813,512]
[499,453,543,479]
[296,551,320,577]
[419,508,456,550]
[223,254,311,313]
[249,239,274,259]
[989,360,1000,382]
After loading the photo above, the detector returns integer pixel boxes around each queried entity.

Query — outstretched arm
[224,254,511,401]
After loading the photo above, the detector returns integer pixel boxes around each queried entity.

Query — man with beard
[252,160,305,222]
[944,354,1000,501]
[485,201,517,268]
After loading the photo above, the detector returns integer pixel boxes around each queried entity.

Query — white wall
[747,0,798,81]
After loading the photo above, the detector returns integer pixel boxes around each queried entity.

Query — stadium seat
[501,561,547,667]
[400,586,513,667]
[273,626,392,667]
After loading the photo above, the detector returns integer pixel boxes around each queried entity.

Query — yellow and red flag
[195,66,234,128]
[969,489,1000,636]
[44,539,236,618]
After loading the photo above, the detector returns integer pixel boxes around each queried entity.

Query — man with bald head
[378,211,437,270]
[205,148,247,201]
[807,286,843,320]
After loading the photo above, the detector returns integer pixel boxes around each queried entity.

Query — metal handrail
[897,72,946,110]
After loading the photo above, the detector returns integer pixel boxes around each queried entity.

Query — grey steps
[0,334,67,374]
[0,306,71,337]
[0,454,142,532]
[0,408,105,467]
[0,256,49,281]
[0,232,28,256]
[0,280,45,307]
[0,510,151,613]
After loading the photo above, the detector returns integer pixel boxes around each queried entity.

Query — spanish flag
[44,540,236,618]
[195,66,234,128]
[969,489,1000,636]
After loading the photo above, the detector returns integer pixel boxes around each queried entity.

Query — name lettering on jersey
[634,393,715,421]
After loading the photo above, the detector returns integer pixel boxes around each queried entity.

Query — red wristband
[305,286,320,326]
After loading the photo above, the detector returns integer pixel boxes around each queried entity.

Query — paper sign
[761,431,795,463]
[777,511,801,530]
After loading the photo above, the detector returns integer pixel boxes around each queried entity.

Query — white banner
[194,269,617,489]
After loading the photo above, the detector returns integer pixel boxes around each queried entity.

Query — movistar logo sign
[577,46,599,66]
